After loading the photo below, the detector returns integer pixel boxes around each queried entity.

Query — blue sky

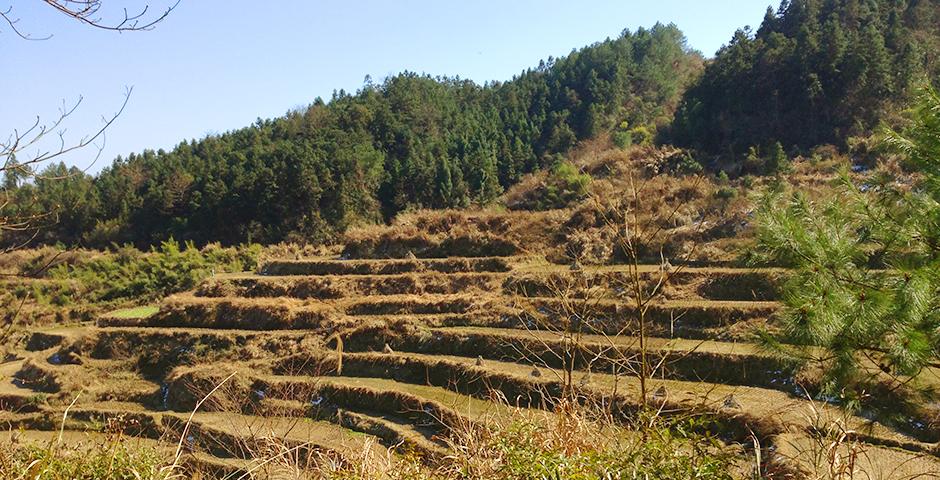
[2,1,769,173]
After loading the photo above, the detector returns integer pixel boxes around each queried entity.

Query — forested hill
[670,0,940,157]
[7,0,940,250]
[3,24,701,248]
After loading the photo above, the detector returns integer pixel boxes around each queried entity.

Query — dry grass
[101,294,340,330]
[503,266,785,302]
[259,257,513,276]
[5,145,940,478]
[198,272,503,300]
[0,247,101,277]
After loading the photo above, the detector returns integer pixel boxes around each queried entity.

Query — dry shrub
[237,436,412,480]
[343,295,475,316]
[0,247,99,277]
[261,258,511,276]
[559,169,750,265]
[196,277,343,300]
[501,171,552,210]
[580,145,650,179]
[0,435,173,480]
[392,209,514,236]
[202,272,502,300]
[503,161,591,211]
[343,208,563,259]
[342,230,519,259]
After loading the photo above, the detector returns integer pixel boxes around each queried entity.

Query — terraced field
[3,245,939,477]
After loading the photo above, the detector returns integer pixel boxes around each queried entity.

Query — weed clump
[0,438,170,480]
[442,409,736,480]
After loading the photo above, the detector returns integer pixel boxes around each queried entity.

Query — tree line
[670,0,940,162]
[5,0,940,249]
[1,24,700,248]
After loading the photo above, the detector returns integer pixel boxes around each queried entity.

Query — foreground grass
[0,405,741,480]
[0,438,172,480]
[431,408,738,480]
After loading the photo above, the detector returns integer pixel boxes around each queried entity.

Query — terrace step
[340,233,521,259]
[81,326,321,368]
[257,374,517,429]
[340,325,797,390]
[341,294,482,316]
[504,265,785,302]
[50,401,389,468]
[260,256,514,276]
[335,409,448,460]
[257,396,447,461]
[198,271,504,299]
[500,297,778,340]
[293,350,939,456]
[513,261,785,275]
[133,294,774,330]
[774,432,940,478]
[96,293,509,330]
[0,358,44,412]
[98,295,340,330]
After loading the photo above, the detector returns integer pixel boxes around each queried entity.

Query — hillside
[1,24,701,249]
[5,2,940,251]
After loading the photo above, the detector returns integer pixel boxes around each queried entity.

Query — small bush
[507,160,591,211]
[612,121,633,149]
[612,130,633,149]
[714,186,738,201]
[629,125,654,146]
[744,142,790,175]
[766,141,790,174]
[612,122,654,150]
[666,150,704,175]
[717,171,730,185]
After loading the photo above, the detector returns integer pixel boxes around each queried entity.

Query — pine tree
[434,156,454,208]
[753,84,940,405]
[767,141,790,174]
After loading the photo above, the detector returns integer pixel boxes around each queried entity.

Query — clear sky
[2,1,770,174]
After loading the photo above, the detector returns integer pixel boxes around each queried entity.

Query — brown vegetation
[2,146,938,478]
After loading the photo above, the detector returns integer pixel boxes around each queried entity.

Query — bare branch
[1,1,179,39]
[1,88,131,176]
[0,5,52,39]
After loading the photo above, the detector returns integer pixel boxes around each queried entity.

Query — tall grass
[0,396,740,479]
[0,436,173,480]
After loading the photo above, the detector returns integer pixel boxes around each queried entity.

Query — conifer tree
[767,141,790,174]
[753,85,940,403]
